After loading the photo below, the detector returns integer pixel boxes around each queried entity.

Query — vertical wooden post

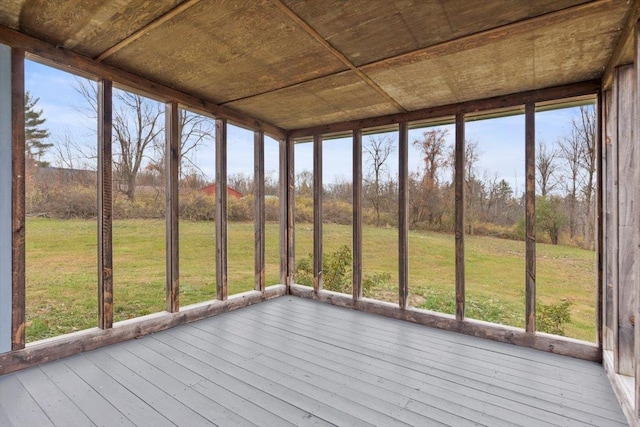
[254,130,265,292]
[398,122,409,309]
[352,129,363,301]
[0,44,12,353]
[617,65,635,376]
[313,134,323,293]
[11,48,25,351]
[98,79,114,328]
[279,137,288,287]
[455,112,465,322]
[525,102,536,333]
[287,136,295,288]
[634,20,640,417]
[165,101,179,312]
[215,119,228,301]
[596,90,604,353]
[604,88,615,351]
[609,69,620,369]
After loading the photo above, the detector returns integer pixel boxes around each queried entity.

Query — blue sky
[26,59,588,193]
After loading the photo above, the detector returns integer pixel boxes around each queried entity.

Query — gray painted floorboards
[0,296,629,426]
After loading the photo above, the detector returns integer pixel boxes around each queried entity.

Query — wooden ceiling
[0,0,635,132]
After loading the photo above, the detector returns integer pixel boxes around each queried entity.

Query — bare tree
[557,105,596,246]
[75,79,213,200]
[364,136,394,226]
[575,105,596,248]
[536,141,559,196]
[463,139,480,234]
[52,132,96,171]
[112,91,163,199]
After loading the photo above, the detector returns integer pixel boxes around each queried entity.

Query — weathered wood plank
[313,134,323,293]
[455,112,465,321]
[605,83,619,358]
[635,20,640,420]
[165,101,179,312]
[603,350,638,427]
[352,129,363,301]
[98,79,114,329]
[525,102,536,333]
[290,284,599,361]
[287,136,295,288]
[0,286,285,375]
[254,130,266,292]
[596,90,604,352]
[215,118,228,301]
[0,26,286,139]
[288,80,600,139]
[616,64,635,376]
[279,136,288,286]
[11,48,24,351]
[398,122,408,309]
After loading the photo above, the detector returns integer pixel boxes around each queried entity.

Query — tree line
[24,82,596,248]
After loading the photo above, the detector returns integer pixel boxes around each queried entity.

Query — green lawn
[24,218,596,342]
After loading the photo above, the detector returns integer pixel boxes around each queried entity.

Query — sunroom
[0,1,639,426]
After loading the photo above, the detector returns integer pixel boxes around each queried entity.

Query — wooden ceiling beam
[269,0,407,113]
[602,0,640,90]
[95,0,204,62]
[287,80,600,139]
[361,0,617,71]
[0,25,286,139]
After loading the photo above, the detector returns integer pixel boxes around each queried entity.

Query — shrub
[323,200,352,225]
[228,195,254,222]
[323,245,352,293]
[537,300,572,336]
[179,190,216,221]
[295,253,313,286]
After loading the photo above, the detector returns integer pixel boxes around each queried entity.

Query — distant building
[200,184,243,199]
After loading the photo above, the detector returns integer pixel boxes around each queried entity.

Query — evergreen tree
[25,91,52,167]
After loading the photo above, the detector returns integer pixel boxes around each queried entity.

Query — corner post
[455,112,466,321]
[525,102,536,333]
[215,119,228,301]
[353,129,363,301]
[398,122,409,309]
[313,134,323,293]
[11,48,25,350]
[98,79,114,327]
[254,130,265,292]
[165,101,179,312]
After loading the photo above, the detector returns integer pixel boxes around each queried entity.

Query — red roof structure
[200,184,243,199]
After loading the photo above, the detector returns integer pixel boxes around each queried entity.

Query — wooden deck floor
[0,296,628,427]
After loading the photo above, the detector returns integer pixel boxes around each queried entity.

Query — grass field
[24,218,596,342]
